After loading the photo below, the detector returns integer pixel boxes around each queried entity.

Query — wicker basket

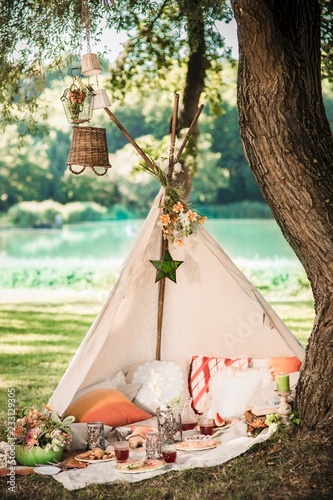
[67,126,111,175]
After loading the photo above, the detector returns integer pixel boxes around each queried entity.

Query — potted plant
[13,405,74,466]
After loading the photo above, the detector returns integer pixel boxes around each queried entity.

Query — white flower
[51,429,62,439]
[173,162,183,174]
[166,395,184,413]
[175,138,183,150]
[268,423,278,435]
[179,212,190,225]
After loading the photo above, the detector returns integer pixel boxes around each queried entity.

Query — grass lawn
[1,289,332,499]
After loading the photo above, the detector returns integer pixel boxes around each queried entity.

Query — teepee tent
[49,189,304,415]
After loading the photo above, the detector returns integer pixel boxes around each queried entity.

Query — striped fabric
[189,355,250,414]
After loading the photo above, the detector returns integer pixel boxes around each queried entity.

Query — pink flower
[26,431,39,449]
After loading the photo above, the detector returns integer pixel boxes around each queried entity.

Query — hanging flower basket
[61,78,93,125]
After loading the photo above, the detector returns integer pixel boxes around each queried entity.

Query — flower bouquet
[138,161,207,248]
[13,405,74,466]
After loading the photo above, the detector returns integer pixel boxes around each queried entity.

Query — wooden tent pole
[156,93,180,360]
[87,86,157,172]
[156,236,169,360]
[168,93,180,179]
[174,104,204,163]
[102,107,157,171]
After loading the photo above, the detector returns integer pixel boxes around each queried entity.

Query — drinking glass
[198,417,214,436]
[114,440,130,463]
[161,443,177,463]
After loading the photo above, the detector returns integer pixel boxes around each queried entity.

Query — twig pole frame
[168,93,180,179]
[174,104,204,163]
[156,93,180,360]
[103,107,157,171]
[88,86,157,172]
[155,235,169,360]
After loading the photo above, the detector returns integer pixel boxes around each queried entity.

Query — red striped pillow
[189,355,250,414]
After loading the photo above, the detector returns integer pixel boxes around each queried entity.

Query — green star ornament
[150,249,184,283]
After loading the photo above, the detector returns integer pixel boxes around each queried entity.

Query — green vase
[15,445,63,467]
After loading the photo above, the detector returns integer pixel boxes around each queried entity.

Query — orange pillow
[64,388,151,427]
[267,356,302,378]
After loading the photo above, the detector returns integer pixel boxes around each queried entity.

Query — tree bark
[231,0,333,428]
[175,0,208,198]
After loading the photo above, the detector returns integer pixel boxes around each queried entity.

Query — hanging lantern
[92,89,111,109]
[61,74,93,125]
[67,126,112,176]
[81,53,102,76]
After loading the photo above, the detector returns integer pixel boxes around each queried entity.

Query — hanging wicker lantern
[61,76,93,125]
[67,126,112,176]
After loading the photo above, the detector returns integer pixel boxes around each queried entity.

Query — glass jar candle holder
[145,432,162,459]
[86,422,105,450]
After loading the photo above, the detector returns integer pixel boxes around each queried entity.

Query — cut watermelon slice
[214,412,225,427]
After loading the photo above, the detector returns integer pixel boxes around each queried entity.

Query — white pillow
[71,371,141,403]
[133,361,184,415]
[206,368,273,419]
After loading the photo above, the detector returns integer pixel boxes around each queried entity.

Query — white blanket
[54,420,275,491]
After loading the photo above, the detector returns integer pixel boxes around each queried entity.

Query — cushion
[71,370,141,404]
[65,388,152,427]
[189,355,250,414]
[119,383,142,402]
[132,361,184,415]
[251,356,302,378]
[206,368,273,420]
[267,356,302,378]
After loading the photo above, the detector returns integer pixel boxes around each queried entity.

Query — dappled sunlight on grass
[0,333,77,342]
[0,344,77,354]
[270,298,314,347]
[0,303,95,416]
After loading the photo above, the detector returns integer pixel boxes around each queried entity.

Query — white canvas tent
[49,190,304,415]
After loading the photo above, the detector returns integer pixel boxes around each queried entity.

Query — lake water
[0,218,299,266]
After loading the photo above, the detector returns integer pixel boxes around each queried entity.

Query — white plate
[75,454,115,464]
[195,418,237,434]
[115,459,166,474]
[34,466,60,475]
[177,440,220,451]
[213,418,238,432]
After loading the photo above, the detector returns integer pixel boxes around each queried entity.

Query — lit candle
[276,374,290,392]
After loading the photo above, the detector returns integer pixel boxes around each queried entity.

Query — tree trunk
[175,0,208,198]
[231,0,333,428]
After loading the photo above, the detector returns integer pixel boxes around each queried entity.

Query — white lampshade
[81,53,102,76]
[92,89,111,109]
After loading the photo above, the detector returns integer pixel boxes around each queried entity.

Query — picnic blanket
[54,420,276,491]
